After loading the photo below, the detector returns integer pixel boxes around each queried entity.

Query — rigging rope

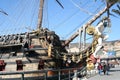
[0,1,29,34]
[51,9,80,30]
[51,0,93,30]
[0,0,40,35]
[29,0,39,30]
[70,0,93,16]
[64,3,104,39]
[51,1,104,40]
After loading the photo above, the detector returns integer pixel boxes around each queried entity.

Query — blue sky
[0,0,120,43]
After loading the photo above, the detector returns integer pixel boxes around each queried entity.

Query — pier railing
[0,66,87,80]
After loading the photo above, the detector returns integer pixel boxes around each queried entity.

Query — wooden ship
[0,0,118,80]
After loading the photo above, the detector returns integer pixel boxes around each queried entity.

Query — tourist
[97,63,103,75]
[103,62,107,75]
[106,63,110,75]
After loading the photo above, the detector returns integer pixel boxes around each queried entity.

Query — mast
[63,2,115,47]
[37,0,44,30]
